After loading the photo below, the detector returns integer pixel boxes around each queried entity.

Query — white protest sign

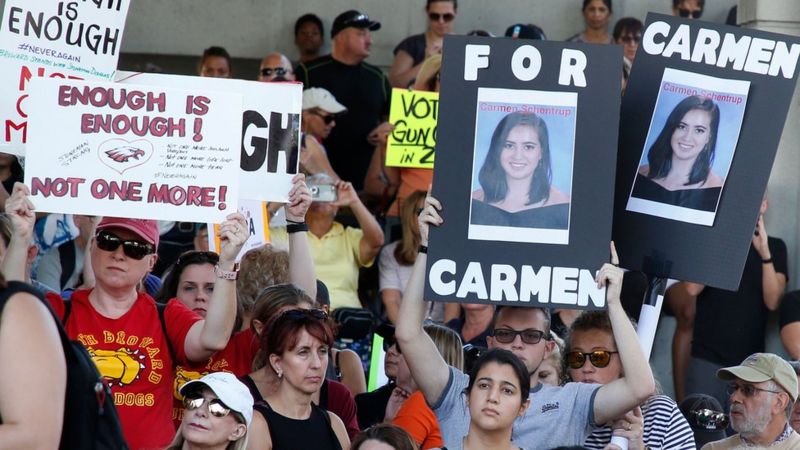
[208,199,270,262]
[0,0,131,155]
[24,77,243,223]
[117,72,303,202]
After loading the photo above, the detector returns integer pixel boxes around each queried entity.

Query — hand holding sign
[752,213,771,260]
[217,213,249,263]
[285,173,312,223]
[4,182,35,242]
[596,242,623,307]
[418,194,443,247]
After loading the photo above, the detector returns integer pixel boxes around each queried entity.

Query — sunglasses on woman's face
[678,8,703,19]
[311,110,336,125]
[620,35,641,44]
[688,408,729,430]
[95,230,155,260]
[491,328,545,345]
[566,350,618,369]
[260,67,288,78]
[183,396,232,418]
[382,337,401,354]
[428,12,455,23]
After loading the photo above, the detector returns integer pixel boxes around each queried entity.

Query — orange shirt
[388,168,433,216]
[392,391,443,449]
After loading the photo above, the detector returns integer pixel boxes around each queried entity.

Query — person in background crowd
[351,423,418,450]
[296,10,391,190]
[388,0,456,88]
[35,214,97,292]
[612,17,643,85]
[534,330,565,386]
[779,292,800,360]
[3,182,248,450]
[397,194,655,449]
[678,393,728,448]
[504,23,547,40]
[446,302,494,348]
[0,214,56,295]
[669,197,787,409]
[258,53,295,82]
[673,0,704,19]
[567,310,695,449]
[703,353,799,449]
[789,361,800,433]
[0,153,23,212]
[194,224,209,252]
[306,176,384,310]
[198,46,233,78]
[0,273,66,450]
[295,14,325,64]
[355,323,399,429]
[166,372,254,450]
[391,323,463,449]
[300,88,344,180]
[236,246,290,328]
[248,308,350,450]
[242,284,361,440]
[567,0,614,44]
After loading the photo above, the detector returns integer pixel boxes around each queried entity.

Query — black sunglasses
[566,350,619,369]
[428,12,455,23]
[678,8,703,19]
[382,336,401,353]
[260,67,289,78]
[688,408,729,430]
[279,308,328,322]
[492,328,545,345]
[176,251,218,268]
[95,230,155,260]
[312,110,337,125]
[620,35,641,44]
[726,382,781,398]
[183,395,232,418]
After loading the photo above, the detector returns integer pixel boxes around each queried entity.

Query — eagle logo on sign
[97,138,154,174]
[106,146,146,163]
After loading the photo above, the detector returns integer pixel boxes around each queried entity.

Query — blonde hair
[425,323,464,371]
[166,417,249,450]
[237,246,291,313]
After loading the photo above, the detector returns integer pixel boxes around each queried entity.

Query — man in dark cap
[296,10,391,190]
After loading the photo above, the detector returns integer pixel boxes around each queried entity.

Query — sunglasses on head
[95,230,154,260]
[726,382,781,398]
[492,328,545,345]
[688,408,729,430]
[678,8,703,19]
[620,35,641,44]
[566,350,618,369]
[260,67,289,78]
[428,12,455,23]
[311,110,337,125]
[279,308,328,322]
[183,395,232,418]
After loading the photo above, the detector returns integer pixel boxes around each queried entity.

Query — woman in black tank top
[248,308,349,450]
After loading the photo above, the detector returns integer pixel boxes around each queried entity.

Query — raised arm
[334,181,384,265]
[395,195,451,404]
[184,213,248,361]
[285,174,317,299]
[592,243,656,425]
[753,215,786,311]
[1,183,35,282]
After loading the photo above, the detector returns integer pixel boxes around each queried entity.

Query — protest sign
[208,199,270,262]
[613,13,800,290]
[0,0,130,155]
[386,88,438,168]
[424,35,622,309]
[24,77,243,223]
[117,72,302,202]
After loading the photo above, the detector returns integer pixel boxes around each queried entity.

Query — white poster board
[24,77,243,222]
[0,0,131,155]
[208,199,270,262]
[117,72,303,202]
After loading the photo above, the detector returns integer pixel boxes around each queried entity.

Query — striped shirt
[584,394,696,450]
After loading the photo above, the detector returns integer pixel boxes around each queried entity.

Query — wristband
[418,244,428,254]
[762,257,773,264]
[286,219,305,224]
[287,223,309,234]
[214,263,240,280]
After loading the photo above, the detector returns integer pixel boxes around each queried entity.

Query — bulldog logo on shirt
[90,348,146,386]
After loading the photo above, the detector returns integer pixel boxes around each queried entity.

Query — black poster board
[424,35,622,309]
[613,13,800,290]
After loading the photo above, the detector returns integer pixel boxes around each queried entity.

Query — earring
[276,370,283,379]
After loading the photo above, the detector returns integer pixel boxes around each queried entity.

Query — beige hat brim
[717,366,771,383]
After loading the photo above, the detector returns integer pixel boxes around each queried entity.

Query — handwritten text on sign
[386,89,438,168]
[24,77,243,223]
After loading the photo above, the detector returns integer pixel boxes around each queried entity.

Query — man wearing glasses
[396,198,656,449]
[296,10,391,191]
[257,52,295,82]
[672,0,704,20]
[702,353,800,449]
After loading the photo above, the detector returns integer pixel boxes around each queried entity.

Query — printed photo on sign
[626,68,749,226]
[468,87,576,245]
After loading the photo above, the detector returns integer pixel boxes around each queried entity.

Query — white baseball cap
[180,372,254,425]
[303,88,347,114]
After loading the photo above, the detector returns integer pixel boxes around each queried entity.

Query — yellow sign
[386,88,439,168]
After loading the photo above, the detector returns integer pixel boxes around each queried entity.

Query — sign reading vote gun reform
[24,78,243,223]
[0,0,131,155]
[424,35,622,309]
[613,14,800,290]
[117,72,302,202]
[386,88,438,168]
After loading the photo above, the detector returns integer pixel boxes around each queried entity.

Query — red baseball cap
[96,217,160,248]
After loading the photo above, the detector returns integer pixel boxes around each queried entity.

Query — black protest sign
[613,13,800,290]
[424,35,621,309]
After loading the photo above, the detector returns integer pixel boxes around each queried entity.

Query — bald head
[258,53,294,82]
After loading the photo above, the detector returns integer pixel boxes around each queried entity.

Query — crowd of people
[3,0,800,449]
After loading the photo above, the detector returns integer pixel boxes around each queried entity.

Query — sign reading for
[386,88,438,168]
